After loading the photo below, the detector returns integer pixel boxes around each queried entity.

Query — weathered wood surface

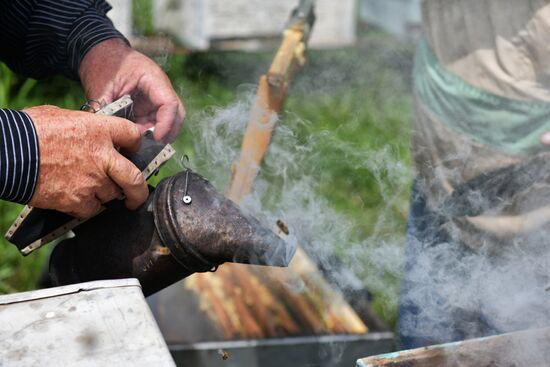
[0,279,175,366]
[357,327,550,367]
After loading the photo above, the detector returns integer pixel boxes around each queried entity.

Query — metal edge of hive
[0,278,141,306]
[169,332,395,352]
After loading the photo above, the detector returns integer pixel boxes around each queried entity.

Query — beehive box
[152,0,356,50]
[357,327,550,367]
[0,279,175,366]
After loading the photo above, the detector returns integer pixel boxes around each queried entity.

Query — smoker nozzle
[49,171,295,296]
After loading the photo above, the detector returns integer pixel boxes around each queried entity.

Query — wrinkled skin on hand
[79,38,185,143]
[25,105,149,218]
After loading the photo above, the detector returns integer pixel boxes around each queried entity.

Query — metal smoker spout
[49,170,295,296]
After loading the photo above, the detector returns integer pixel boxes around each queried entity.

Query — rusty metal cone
[49,170,294,296]
[154,170,295,269]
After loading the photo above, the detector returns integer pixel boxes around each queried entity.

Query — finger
[541,132,550,145]
[104,151,148,209]
[152,103,177,142]
[70,198,103,219]
[166,103,185,143]
[95,177,123,203]
[96,91,115,106]
[103,116,142,152]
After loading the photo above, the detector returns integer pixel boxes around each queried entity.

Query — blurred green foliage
[132,0,155,37]
[0,32,414,328]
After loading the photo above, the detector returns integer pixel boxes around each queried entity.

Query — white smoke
[176,69,550,363]
[160,30,550,367]
[174,84,412,325]
[398,159,550,354]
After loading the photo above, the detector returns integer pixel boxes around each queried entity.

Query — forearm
[0,110,39,204]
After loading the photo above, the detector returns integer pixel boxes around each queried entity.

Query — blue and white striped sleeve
[0,110,39,204]
[0,0,128,79]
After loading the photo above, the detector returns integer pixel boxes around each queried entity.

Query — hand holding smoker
[5,96,295,296]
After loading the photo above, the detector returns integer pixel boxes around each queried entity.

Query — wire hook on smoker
[181,155,192,205]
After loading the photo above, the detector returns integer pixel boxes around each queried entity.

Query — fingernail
[542,133,550,145]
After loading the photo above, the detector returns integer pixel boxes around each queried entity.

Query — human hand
[79,38,184,143]
[25,105,149,218]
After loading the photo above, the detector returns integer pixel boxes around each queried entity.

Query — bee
[276,219,289,235]
[217,349,230,360]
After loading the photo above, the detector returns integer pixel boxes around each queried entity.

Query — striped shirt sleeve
[0,110,39,204]
[0,1,127,203]
[0,0,128,80]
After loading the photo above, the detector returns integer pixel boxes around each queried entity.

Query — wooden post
[227,27,304,202]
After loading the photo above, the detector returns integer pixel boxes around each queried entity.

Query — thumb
[104,150,149,209]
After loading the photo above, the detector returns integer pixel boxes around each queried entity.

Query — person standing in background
[399,0,550,348]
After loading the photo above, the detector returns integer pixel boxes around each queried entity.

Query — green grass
[132,0,155,37]
[0,33,414,328]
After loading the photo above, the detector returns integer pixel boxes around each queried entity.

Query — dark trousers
[397,182,498,349]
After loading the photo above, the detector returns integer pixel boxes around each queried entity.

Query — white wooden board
[0,279,175,366]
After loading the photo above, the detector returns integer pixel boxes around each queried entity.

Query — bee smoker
[49,169,295,296]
